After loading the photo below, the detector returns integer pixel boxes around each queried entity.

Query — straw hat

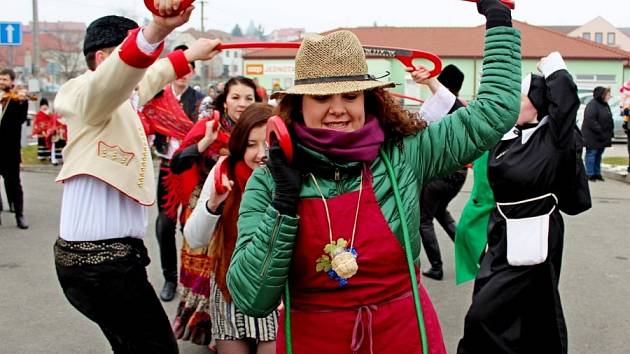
[271,30,394,99]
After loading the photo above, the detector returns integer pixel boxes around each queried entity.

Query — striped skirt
[210,279,278,341]
[37,137,50,160]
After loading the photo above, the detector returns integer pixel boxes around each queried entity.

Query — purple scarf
[293,115,385,162]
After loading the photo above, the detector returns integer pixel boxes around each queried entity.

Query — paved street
[0,165,628,353]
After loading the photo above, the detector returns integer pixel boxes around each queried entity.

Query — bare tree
[43,31,85,83]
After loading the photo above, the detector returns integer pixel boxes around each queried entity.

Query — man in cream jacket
[52,3,221,352]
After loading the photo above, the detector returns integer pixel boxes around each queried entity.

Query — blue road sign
[0,22,22,46]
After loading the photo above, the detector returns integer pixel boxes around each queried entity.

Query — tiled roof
[541,26,579,35]
[244,21,630,61]
[0,33,77,67]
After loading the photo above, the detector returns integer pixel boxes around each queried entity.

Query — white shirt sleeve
[137,28,162,55]
[419,85,457,124]
[183,165,221,249]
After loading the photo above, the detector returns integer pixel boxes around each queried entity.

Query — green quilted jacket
[228,27,522,317]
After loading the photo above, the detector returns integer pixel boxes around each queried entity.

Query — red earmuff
[266,116,293,163]
[214,156,229,194]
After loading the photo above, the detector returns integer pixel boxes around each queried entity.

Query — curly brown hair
[274,88,426,139]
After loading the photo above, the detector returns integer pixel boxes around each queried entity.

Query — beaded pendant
[315,238,358,287]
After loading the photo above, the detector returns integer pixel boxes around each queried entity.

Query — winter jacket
[227,26,522,317]
[582,87,614,149]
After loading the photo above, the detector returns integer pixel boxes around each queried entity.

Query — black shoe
[16,215,28,229]
[588,176,597,182]
[595,175,605,181]
[160,281,177,301]
[422,267,444,281]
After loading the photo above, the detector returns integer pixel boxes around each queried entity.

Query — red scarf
[209,160,253,302]
[141,86,194,140]
[162,114,231,220]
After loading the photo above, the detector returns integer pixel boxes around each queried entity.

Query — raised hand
[153,0,182,17]
[206,173,233,213]
[267,143,301,216]
[476,0,512,29]
[185,38,222,63]
[197,119,219,153]
[409,65,434,85]
[143,3,194,44]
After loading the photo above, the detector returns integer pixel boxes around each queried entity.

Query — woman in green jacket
[228,1,520,353]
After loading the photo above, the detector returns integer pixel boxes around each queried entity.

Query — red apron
[277,171,446,354]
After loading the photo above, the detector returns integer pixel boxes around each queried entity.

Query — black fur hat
[522,73,548,118]
[83,15,138,55]
[437,64,464,96]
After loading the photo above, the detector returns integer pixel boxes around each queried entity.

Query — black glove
[267,144,301,217]
[477,0,512,29]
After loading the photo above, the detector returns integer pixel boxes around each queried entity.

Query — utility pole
[200,0,205,33]
[199,0,208,89]
[32,0,41,92]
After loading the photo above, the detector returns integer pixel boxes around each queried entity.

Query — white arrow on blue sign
[0,22,23,46]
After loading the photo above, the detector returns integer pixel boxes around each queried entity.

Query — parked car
[576,94,626,142]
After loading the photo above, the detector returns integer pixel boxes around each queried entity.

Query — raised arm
[137,38,221,106]
[410,66,460,122]
[54,6,194,125]
[227,167,299,317]
[537,52,579,148]
[183,164,223,249]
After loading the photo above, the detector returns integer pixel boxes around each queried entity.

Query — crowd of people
[2,0,617,352]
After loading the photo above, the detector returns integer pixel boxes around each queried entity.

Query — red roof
[0,33,80,67]
[244,21,630,62]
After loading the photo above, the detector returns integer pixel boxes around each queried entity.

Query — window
[582,32,591,40]
[594,32,603,43]
[607,32,616,45]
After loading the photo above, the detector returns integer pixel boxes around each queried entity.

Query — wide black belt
[54,237,149,267]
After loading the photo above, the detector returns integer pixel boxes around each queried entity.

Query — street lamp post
[32,0,41,92]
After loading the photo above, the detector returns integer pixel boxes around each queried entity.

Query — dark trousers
[419,169,467,268]
[0,161,24,219]
[584,148,605,177]
[55,238,179,354]
[156,163,178,283]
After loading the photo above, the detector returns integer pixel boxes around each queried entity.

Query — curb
[602,164,630,184]
[21,164,61,174]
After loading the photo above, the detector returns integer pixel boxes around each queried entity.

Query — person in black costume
[458,51,591,354]
[151,44,206,302]
[417,64,469,280]
[0,68,29,229]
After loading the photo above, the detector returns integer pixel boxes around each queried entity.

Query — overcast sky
[4,0,629,34]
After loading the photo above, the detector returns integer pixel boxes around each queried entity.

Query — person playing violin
[0,68,29,229]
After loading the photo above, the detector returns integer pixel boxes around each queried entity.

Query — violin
[1,89,38,103]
